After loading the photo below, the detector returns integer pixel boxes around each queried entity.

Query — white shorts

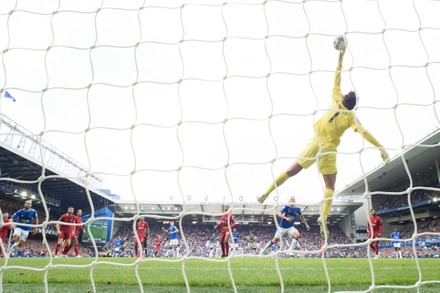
[13,227,30,241]
[170,239,179,246]
[393,242,401,248]
[275,227,298,240]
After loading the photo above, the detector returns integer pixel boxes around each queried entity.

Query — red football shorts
[58,231,72,241]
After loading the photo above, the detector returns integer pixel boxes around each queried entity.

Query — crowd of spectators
[376,189,439,212]
[398,218,440,239]
[1,195,439,259]
[0,196,91,257]
[100,218,440,259]
[0,196,63,234]
[0,197,73,241]
[4,217,439,259]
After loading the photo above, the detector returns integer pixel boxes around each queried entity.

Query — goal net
[0,0,439,292]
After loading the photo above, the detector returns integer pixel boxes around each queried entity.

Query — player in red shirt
[135,216,150,258]
[214,205,236,258]
[67,209,84,257]
[367,208,383,258]
[0,212,11,257]
[55,206,77,257]
[153,234,162,257]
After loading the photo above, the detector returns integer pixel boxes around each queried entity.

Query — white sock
[8,242,18,254]
[262,241,272,253]
[289,238,298,250]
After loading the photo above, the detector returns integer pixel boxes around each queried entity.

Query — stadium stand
[100,219,439,259]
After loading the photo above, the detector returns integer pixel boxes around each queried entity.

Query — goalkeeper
[258,49,390,238]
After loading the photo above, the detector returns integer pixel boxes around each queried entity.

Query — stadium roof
[0,140,114,214]
[112,200,361,225]
[337,128,440,197]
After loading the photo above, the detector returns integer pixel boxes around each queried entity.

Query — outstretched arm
[357,126,390,164]
[299,214,310,230]
[332,49,346,101]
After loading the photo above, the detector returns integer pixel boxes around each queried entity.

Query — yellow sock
[263,172,289,198]
[322,188,334,221]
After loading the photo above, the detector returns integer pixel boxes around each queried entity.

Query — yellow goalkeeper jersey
[314,56,368,147]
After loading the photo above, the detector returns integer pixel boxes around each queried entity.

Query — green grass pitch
[1,257,439,292]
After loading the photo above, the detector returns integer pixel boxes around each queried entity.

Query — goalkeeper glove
[379,148,390,165]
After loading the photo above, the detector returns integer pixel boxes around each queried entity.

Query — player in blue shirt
[8,200,38,256]
[162,221,179,257]
[230,228,239,254]
[112,238,122,257]
[391,228,402,258]
[260,196,309,255]
[232,228,239,245]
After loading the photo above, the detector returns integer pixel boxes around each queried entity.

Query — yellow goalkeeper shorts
[296,136,337,175]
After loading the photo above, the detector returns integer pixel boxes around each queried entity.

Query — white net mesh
[0,0,440,292]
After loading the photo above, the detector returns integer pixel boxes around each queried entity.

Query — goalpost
[1,0,440,292]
